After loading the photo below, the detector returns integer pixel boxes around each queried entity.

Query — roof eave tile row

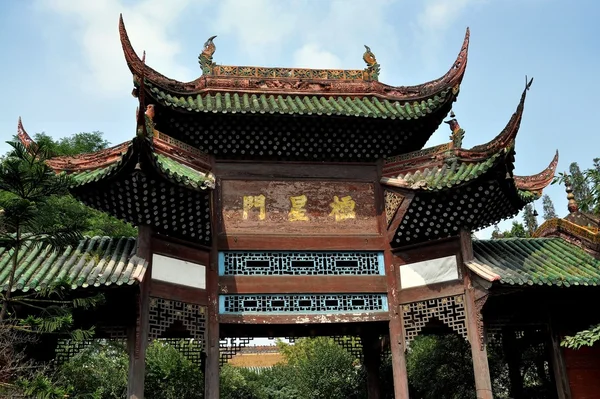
[469,238,600,287]
[0,237,147,292]
[147,83,454,120]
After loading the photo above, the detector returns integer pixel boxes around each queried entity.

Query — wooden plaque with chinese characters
[220,180,379,236]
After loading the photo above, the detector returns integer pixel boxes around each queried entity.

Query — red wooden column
[378,175,410,399]
[205,184,220,399]
[127,225,153,399]
[385,250,410,399]
[460,229,493,399]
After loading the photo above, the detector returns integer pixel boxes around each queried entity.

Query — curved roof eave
[119,14,469,102]
[457,77,533,161]
[514,150,559,193]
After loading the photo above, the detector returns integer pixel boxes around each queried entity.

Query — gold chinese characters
[242,194,356,222]
[242,195,266,220]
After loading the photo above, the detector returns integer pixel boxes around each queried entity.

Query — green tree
[0,141,100,325]
[491,221,528,239]
[0,141,103,396]
[555,160,600,215]
[406,334,476,399]
[10,131,137,238]
[33,131,109,157]
[522,204,539,235]
[277,337,364,399]
[542,194,557,221]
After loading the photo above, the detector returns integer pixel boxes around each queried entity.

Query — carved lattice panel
[402,295,467,344]
[221,294,387,314]
[149,298,206,350]
[219,337,252,366]
[159,338,204,366]
[332,336,363,360]
[55,339,95,365]
[384,191,405,226]
[220,251,383,276]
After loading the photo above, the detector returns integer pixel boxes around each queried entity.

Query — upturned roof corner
[119,14,469,104]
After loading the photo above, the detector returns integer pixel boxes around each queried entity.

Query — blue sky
[1,0,599,238]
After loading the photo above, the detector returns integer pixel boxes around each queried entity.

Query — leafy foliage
[554,159,600,215]
[277,337,364,399]
[492,221,529,239]
[562,324,600,350]
[522,204,539,235]
[542,194,557,220]
[145,340,204,399]
[5,131,137,238]
[33,132,109,157]
[406,334,476,399]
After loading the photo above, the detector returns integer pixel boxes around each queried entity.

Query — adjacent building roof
[0,237,147,292]
[467,238,600,287]
[3,236,599,293]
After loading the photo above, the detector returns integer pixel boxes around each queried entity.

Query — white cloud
[292,44,342,69]
[35,0,199,97]
[414,0,483,66]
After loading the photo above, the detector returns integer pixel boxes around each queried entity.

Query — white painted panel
[151,254,206,289]
[400,255,458,289]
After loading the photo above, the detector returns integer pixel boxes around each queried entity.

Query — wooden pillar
[549,324,572,399]
[127,225,152,399]
[385,250,410,398]
[361,333,382,399]
[460,229,493,399]
[205,186,220,399]
[502,328,524,398]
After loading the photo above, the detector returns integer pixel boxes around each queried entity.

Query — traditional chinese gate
[17,16,564,399]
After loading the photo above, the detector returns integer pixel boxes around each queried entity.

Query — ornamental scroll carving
[474,292,489,351]
[402,295,467,346]
[384,191,405,226]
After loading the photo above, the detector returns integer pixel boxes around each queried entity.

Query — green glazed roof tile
[148,84,450,120]
[153,153,214,190]
[0,237,147,292]
[395,153,501,191]
[471,238,600,287]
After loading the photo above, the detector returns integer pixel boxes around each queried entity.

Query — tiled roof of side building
[468,238,600,287]
[0,237,147,292]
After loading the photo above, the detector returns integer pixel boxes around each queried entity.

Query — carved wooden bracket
[474,290,489,351]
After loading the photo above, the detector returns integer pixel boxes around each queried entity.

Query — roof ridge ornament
[199,35,217,75]
[363,45,380,81]
[444,111,464,149]
[565,176,579,213]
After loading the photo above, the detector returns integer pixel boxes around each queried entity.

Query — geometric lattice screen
[402,295,467,344]
[220,294,388,314]
[149,297,206,351]
[219,251,384,276]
